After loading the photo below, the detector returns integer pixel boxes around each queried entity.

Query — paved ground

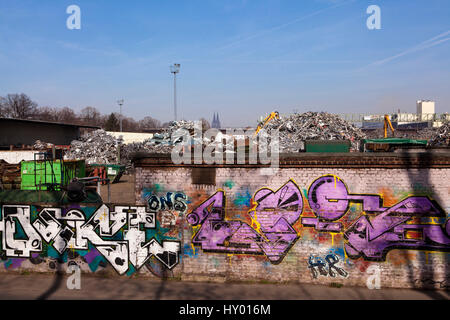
[0,273,448,300]
[100,174,135,204]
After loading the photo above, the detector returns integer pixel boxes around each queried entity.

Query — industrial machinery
[384,114,395,138]
[255,111,280,136]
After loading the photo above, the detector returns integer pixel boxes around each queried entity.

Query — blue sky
[1,0,449,127]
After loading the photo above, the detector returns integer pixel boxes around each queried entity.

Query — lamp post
[170,64,180,121]
[117,99,124,132]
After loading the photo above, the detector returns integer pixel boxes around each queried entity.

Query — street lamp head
[117,99,124,106]
[170,63,180,74]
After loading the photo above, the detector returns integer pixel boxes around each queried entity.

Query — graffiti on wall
[0,201,186,275]
[308,253,348,279]
[187,180,302,263]
[303,175,450,261]
[189,175,450,263]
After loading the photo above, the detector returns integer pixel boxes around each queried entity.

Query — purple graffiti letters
[344,197,450,261]
[302,175,384,232]
[189,190,263,255]
[190,175,450,263]
[188,180,303,263]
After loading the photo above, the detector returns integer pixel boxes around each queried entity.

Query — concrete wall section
[0,151,41,164]
[106,132,154,144]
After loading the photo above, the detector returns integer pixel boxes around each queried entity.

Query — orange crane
[255,111,280,135]
[384,114,395,138]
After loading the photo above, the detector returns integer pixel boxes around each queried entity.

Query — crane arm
[384,114,395,138]
[255,111,280,135]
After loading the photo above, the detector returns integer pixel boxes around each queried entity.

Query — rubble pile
[64,122,203,171]
[119,140,173,169]
[427,122,450,147]
[411,127,438,140]
[150,120,202,145]
[64,130,121,164]
[33,140,55,150]
[261,112,367,152]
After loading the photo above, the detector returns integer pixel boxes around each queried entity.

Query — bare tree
[80,106,101,126]
[1,93,38,119]
[200,118,211,131]
[35,106,59,122]
[0,96,6,117]
[56,107,77,124]
[138,116,161,131]
[122,116,139,132]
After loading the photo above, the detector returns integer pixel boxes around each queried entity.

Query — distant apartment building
[416,100,435,115]
[362,100,443,129]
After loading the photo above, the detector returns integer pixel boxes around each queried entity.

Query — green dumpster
[21,160,85,190]
[305,140,350,153]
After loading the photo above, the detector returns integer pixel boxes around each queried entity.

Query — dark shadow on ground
[36,259,64,300]
[154,268,168,300]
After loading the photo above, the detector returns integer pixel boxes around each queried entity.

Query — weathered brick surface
[135,153,450,290]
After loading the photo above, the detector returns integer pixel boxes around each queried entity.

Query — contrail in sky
[215,0,358,52]
[366,29,450,67]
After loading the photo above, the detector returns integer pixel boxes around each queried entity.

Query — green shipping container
[21,160,85,190]
[305,140,350,153]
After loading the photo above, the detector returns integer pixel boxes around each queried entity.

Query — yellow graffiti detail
[330,174,340,189]
[248,198,263,236]
[190,225,201,255]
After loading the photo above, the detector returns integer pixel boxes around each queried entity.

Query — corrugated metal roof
[0,117,101,129]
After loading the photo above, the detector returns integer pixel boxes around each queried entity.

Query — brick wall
[134,152,450,290]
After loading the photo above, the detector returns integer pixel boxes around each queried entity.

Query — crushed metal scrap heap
[124,120,202,154]
[261,111,367,152]
[65,122,201,170]
[427,122,450,147]
[33,140,55,150]
[64,129,122,164]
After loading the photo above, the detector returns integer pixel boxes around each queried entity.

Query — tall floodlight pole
[117,99,124,132]
[170,64,180,121]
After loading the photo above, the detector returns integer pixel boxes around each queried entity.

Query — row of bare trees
[0,93,166,132]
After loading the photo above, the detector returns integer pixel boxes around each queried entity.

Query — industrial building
[0,118,99,149]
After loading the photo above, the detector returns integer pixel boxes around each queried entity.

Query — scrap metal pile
[64,122,203,170]
[261,112,367,152]
[427,122,450,147]
[65,130,121,164]
[33,140,55,150]
[122,120,203,156]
